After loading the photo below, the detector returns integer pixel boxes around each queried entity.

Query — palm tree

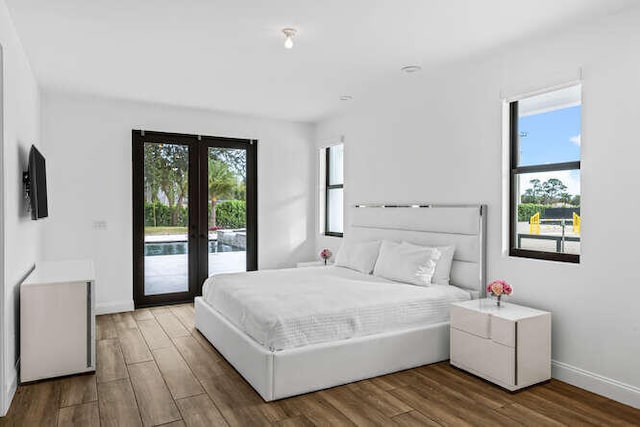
[208,158,236,229]
[165,145,189,226]
[143,144,164,226]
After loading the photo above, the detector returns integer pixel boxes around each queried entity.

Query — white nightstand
[296,260,331,267]
[450,298,551,391]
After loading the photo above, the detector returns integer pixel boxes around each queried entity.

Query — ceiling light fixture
[340,95,353,101]
[282,28,296,49]
[401,65,422,73]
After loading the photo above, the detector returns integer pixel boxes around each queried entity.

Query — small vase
[323,259,327,265]
[496,295,502,307]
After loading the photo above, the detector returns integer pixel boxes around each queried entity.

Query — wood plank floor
[2,304,639,426]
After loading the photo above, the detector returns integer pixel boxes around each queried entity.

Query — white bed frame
[195,204,487,401]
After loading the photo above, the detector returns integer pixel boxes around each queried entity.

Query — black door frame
[132,130,258,308]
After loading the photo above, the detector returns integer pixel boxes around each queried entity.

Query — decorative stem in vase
[319,248,332,266]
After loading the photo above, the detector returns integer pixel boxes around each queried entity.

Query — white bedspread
[202,266,471,351]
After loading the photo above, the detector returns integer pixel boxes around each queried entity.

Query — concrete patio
[144,251,246,295]
[143,231,247,295]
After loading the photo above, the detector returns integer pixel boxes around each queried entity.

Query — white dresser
[20,260,96,383]
[450,298,551,391]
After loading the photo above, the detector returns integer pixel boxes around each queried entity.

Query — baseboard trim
[96,300,134,315]
[2,359,19,417]
[552,360,640,409]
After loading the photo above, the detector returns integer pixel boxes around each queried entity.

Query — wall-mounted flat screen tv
[25,145,48,220]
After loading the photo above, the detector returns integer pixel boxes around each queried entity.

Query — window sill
[509,248,579,264]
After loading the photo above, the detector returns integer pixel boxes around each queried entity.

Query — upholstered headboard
[347,204,487,298]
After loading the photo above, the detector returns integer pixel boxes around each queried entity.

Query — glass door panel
[143,142,191,296]
[134,130,256,308]
[207,147,247,276]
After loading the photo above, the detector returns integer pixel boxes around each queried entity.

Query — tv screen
[27,145,48,220]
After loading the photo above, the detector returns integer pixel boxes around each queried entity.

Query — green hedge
[144,202,188,227]
[215,200,246,229]
[518,204,546,222]
[144,200,246,229]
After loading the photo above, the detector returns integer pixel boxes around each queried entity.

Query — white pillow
[433,245,455,285]
[400,242,455,286]
[334,240,381,274]
[373,240,440,286]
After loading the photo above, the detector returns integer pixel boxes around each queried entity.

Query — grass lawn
[145,226,188,235]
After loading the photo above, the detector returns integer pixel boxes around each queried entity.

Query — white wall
[40,91,315,314]
[316,8,640,407]
[0,0,41,415]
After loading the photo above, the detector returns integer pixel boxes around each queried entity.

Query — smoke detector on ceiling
[401,65,422,73]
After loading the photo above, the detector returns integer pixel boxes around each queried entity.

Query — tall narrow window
[325,144,344,236]
[509,85,581,263]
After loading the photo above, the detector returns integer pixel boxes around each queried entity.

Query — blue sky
[518,105,581,196]
[518,105,581,166]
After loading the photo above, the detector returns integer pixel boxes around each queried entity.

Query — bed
[194,204,487,401]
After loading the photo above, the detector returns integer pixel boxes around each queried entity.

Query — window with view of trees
[143,144,247,232]
[325,144,344,236]
[509,85,581,263]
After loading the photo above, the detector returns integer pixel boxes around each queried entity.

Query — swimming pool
[144,240,242,256]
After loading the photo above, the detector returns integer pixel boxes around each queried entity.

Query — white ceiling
[5,0,636,122]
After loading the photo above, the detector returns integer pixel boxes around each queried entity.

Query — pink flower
[491,282,504,296]
[320,248,332,260]
[487,280,512,296]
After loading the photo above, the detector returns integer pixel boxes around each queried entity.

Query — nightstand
[450,298,551,391]
[296,260,331,267]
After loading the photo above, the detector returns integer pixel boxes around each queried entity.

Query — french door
[132,130,257,307]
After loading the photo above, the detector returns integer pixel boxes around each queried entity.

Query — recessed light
[340,95,353,101]
[282,28,296,49]
[401,65,422,73]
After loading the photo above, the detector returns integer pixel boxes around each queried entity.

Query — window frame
[509,100,581,263]
[324,144,344,237]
